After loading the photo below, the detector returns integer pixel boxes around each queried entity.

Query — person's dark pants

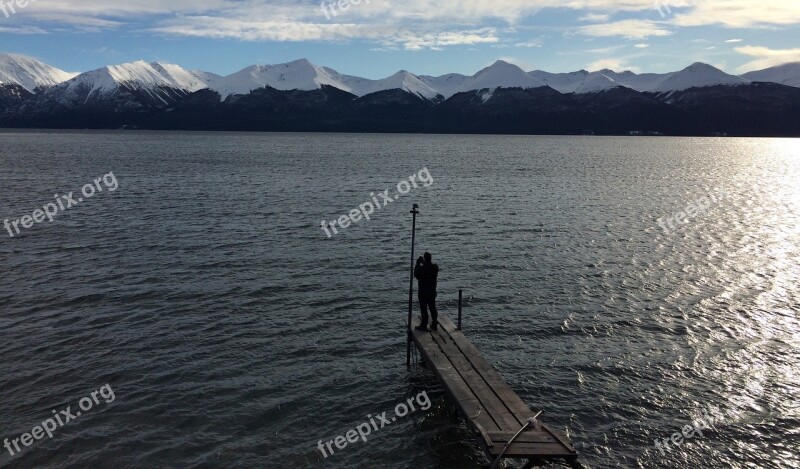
[419,294,438,327]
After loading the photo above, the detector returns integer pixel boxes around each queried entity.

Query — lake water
[0,131,798,469]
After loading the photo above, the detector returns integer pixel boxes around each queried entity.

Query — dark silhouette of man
[414,252,439,332]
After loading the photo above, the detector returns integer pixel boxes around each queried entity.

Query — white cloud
[735,46,800,72]
[0,25,48,34]
[152,18,374,43]
[2,0,799,51]
[577,19,672,38]
[585,45,625,54]
[399,29,500,50]
[579,13,611,22]
[725,39,742,43]
[634,43,649,48]
[9,0,800,27]
[26,13,123,30]
[153,17,499,50]
[672,1,800,28]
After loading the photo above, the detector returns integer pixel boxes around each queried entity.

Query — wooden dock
[411,315,579,467]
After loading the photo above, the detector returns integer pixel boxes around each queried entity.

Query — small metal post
[458,289,463,330]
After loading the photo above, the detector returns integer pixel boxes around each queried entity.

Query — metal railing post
[458,289,463,330]
[406,204,419,368]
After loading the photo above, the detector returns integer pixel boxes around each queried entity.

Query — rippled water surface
[1,131,798,469]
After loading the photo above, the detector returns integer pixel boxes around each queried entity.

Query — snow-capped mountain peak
[37,60,219,108]
[210,59,345,98]
[103,61,172,89]
[468,60,546,91]
[530,69,624,94]
[150,62,214,92]
[59,61,214,94]
[741,62,800,88]
[479,60,520,73]
[574,73,621,94]
[417,62,546,99]
[650,62,748,92]
[418,73,469,99]
[210,59,445,100]
[375,71,437,98]
[359,71,439,100]
[0,53,77,92]
[530,69,596,93]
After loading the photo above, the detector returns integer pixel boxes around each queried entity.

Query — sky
[0,0,798,78]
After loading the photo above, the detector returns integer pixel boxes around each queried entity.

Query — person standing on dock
[414,252,439,331]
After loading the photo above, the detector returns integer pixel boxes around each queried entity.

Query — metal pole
[407,204,419,368]
[458,289,463,330]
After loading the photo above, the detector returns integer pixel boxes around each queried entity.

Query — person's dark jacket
[415,262,439,299]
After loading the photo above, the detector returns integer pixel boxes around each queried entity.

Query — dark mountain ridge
[2,81,799,136]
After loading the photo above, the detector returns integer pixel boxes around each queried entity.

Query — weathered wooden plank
[428,329,522,431]
[438,317,538,422]
[486,431,559,444]
[540,424,577,453]
[488,442,576,458]
[411,324,500,434]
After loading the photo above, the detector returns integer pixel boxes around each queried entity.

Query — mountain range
[2,53,800,136]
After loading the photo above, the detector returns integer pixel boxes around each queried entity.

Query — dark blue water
[1,131,798,468]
